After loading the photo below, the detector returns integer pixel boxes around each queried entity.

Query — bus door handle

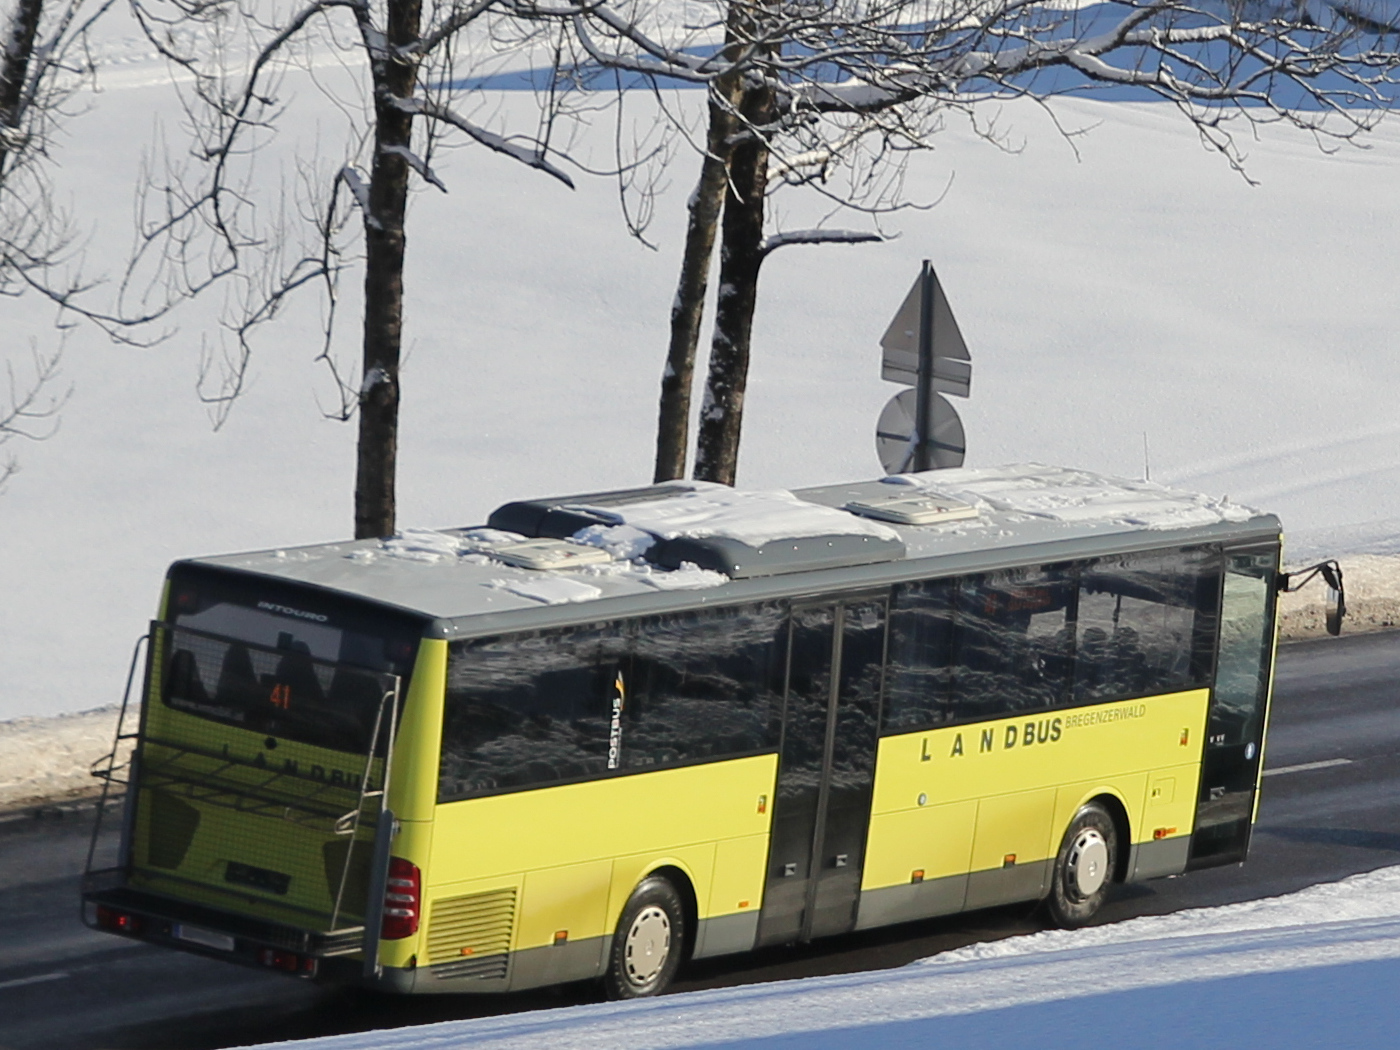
[833,854,848,868]
[782,862,797,877]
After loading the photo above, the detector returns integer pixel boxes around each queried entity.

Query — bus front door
[1189,545,1279,869]
[758,597,887,945]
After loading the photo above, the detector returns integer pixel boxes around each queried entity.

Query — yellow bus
[83,464,1281,998]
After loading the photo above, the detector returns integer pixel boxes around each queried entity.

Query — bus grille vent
[426,887,516,981]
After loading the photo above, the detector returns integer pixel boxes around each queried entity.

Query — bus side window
[439,623,628,801]
[884,579,956,732]
[953,567,1073,722]
[1075,548,1216,703]
[625,602,786,770]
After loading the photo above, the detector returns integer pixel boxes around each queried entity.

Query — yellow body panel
[708,834,771,916]
[863,691,1210,891]
[518,860,613,949]
[420,754,778,958]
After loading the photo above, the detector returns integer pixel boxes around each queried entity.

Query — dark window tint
[440,624,629,800]
[1211,548,1277,747]
[952,566,1076,721]
[1075,548,1219,703]
[624,602,786,770]
[882,547,1222,734]
[885,578,957,731]
[163,626,398,754]
[160,567,422,755]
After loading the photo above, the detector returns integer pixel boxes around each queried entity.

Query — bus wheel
[1046,803,1117,928]
[603,876,685,1000]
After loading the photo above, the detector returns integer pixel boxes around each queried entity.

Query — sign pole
[914,259,935,471]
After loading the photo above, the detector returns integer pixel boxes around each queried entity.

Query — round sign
[876,388,966,474]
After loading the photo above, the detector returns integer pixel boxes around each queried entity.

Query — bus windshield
[159,566,425,755]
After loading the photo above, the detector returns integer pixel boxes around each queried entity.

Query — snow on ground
[236,866,1400,1050]
[4,4,1400,727]
[0,705,132,811]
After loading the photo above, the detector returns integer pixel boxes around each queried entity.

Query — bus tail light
[259,949,318,975]
[95,905,143,935]
[381,857,421,939]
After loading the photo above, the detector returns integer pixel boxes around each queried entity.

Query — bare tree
[2,0,146,488]
[572,0,1400,484]
[0,344,67,491]
[127,0,589,537]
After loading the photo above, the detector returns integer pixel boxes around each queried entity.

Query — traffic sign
[875,388,966,474]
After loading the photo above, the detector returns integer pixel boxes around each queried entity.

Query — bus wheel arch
[1045,799,1119,929]
[603,870,689,1000]
[1088,792,1132,884]
[644,864,698,962]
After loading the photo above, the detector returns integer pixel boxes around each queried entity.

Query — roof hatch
[486,483,907,579]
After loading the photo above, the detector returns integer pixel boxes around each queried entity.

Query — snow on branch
[759,229,883,258]
[390,96,575,188]
[380,144,447,191]
[337,165,382,229]
[569,15,714,84]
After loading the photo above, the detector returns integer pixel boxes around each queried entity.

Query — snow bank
[1278,553,1400,639]
[240,866,1400,1050]
[0,706,130,812]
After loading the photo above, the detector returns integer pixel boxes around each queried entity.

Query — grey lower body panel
[855,873,968,931]
[1128,836,1192,882]
[964,860,1050,911]
[381,936,610,994]
[855,861,1049,932]
[693,912,759,959]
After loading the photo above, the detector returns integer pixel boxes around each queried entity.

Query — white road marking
[1263,758,1354,777]
[0,971,70,992]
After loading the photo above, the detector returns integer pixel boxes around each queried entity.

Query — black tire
[1045,802,1117,928]
[603,876,686,1000]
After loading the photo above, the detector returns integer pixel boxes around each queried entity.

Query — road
[2,631,1398,1050]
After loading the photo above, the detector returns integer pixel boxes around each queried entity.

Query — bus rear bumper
[81,869,366,983]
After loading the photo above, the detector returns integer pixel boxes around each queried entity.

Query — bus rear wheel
[1046,803,1117,928]
[603,876,685,1000]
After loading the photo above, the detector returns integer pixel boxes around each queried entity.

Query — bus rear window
[159,568,424,755]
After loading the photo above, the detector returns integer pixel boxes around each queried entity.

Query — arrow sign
[879,266,971,398]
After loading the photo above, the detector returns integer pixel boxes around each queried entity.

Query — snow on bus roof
[874,463,1258,530]
[190,464,1271,622]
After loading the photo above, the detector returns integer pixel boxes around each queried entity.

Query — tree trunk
[354,0,422,540]
[692,82,773,486]
[0,0,43,182]
[652,26,746,483]
[651,99,733,482]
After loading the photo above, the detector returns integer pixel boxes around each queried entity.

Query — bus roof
[186,464,1281,638]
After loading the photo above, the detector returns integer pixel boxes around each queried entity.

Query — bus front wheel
[1046,803,1117,928]
[603,876,686,1000]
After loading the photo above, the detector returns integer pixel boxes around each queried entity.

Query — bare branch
[758,228,884,259]
[392,94,576,187]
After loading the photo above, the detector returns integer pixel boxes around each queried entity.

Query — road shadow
[1257,826,1400,853]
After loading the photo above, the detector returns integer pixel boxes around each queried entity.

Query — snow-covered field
[231,865,1400,1050]
[3,13,1399,728]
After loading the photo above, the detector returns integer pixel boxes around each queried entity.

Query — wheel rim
[1067,828,1109,898]
[623,905,672,987]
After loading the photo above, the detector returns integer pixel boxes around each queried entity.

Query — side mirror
[1278,559,1346,636]
[1320,563,1346,637]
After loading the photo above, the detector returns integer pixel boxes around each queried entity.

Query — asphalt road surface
[3,631,1398,1050]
